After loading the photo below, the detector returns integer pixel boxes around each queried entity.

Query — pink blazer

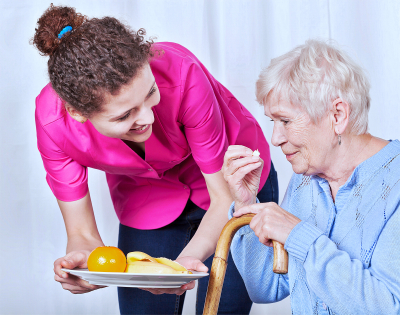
[35,42,271,229]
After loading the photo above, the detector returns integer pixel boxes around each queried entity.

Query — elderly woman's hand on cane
[233,202,301,247]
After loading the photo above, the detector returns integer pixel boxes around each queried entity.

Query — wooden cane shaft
[203,214,252,315]
[203,214,288,315]
[202,257,227,315]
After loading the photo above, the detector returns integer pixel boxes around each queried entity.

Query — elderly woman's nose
[271,124,286,147]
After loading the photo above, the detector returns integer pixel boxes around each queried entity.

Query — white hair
[256,40,370,135]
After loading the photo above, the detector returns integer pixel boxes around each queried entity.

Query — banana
[124,261,190,274]
[155,257,190,272]
[127,251,158,264]
[125,251,192,274]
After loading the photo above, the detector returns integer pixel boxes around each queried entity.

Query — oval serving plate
[62,268,209,288]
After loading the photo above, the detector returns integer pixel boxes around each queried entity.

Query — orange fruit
[87,246,126,272]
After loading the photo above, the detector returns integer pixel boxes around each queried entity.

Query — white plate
[62,268,209,288]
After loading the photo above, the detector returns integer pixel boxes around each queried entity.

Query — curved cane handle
[203,213,288,315]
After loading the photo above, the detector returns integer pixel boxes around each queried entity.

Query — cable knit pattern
[230,140,400,314]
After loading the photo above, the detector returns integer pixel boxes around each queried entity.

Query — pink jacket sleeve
[178,63,229,174]
[35,111,88,202]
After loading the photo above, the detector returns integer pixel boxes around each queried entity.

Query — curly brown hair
[32,4,156,117]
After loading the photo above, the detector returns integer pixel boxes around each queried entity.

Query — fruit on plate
[127,251,158,264]
[252,149,260,157]
[125,251,192,274]
[125,261,190,274]
[154,257,188,272]
[87,246,126,272]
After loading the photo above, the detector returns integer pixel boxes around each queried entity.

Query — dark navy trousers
[118,162,279,315]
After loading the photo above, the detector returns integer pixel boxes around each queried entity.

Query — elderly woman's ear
[330,98,350,136]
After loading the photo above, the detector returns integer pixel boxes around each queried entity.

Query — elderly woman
[223,40,400,314]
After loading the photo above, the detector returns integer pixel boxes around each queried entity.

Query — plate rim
[86,281,184,288]
[62,268,209,277]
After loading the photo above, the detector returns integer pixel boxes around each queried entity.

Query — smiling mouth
[284,152,297,160]
[131,125,148,131]
[129,124,150,134]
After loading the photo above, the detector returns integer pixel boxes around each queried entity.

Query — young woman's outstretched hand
[54,194,106,294]
[233,202,301,246]
[222,145,263,211]
[54,250,105,294]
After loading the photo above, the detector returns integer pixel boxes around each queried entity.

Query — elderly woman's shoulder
[377,139,400,172]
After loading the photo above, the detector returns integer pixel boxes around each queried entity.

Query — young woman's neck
[123,140,145,159]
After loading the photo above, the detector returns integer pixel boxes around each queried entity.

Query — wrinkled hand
[234,202,301,246]
[54,250,105,294]
[139,256,208,296]
[222,145,263,211]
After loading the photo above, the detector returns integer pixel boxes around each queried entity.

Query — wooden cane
[202,213,288,315]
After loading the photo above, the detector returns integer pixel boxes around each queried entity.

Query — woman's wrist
[177,241,213,262]
[234,196,257,212]
[66,235,104,254]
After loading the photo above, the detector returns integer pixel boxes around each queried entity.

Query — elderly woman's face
[264,96,333,176]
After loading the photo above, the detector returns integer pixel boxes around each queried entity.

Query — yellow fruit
[87,246,126,272]
[125,251,192,274]
[155,257,190,272]
[124,261,190,274]
[127,251,158,264]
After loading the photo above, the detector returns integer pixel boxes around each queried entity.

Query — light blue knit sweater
[229,140,400,314]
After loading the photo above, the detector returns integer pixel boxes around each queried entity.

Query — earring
[338,134,342,145]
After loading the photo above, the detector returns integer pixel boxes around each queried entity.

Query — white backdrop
[1,0,400,314]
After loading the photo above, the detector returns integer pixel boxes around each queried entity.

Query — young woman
[33,5,278,314]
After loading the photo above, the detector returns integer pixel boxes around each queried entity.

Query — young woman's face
[88,64,160,143]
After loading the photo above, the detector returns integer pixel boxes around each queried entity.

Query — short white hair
[256,40,370,135]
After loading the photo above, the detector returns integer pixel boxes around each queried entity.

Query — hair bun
[32,4,86,56]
